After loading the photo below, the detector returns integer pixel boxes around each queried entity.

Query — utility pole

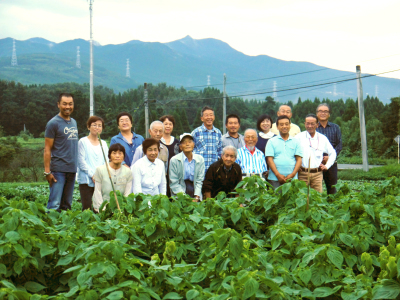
[223,73,227,134]
[89,0,94,116]
[126,59,130,78]
[11,39,17,66]
[76,46,81,68]
[144,83,149,138]
[356,65,369,172]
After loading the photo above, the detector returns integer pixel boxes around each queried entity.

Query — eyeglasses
[317,110,329,114]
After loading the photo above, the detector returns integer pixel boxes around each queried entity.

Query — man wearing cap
[295,114,336,193]
[169,133,205,202]
[235,129,268,179]
[203,145,242,199]
[270,105,301,137]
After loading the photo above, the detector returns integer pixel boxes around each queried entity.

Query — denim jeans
[47,172,76,212]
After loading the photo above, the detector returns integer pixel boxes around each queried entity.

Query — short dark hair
[142,138,160,155]
[276,115,291,126]
[256,114,273,131]
[225,114,241,125]
[159,115,175,126]
[305,113,318,123]
[58,93,74,103]
[201,106,214,117]
[87,115,105,129]
[108,143,126,159]
[116,112,133,125]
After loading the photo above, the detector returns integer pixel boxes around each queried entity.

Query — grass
[17,137,44,149]
[337,156,397,165]
[0,182,47,188]
[338,164,400,181]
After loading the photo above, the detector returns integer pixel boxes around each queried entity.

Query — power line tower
[11,39,18,66]
[207,75,210,86]
[273,81,278,102]
[126,59,130,78]
[333,83,337,97]
[375,85,379,98]
[88,0,94,116]
[76,46,81,68]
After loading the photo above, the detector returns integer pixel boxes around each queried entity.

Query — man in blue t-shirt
[44,93,78,211]
[265,115,303,189]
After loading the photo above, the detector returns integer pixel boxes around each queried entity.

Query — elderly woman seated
[92,143,133,212]
[131,138,167,196]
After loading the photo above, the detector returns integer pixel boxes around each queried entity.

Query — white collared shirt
[131,156,166,196]
[295,131,336,169]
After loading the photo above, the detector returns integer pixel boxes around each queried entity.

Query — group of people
[44,93,342,212]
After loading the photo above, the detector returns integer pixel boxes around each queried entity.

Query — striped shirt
[316,122,342,156]
[191,124,223,173]
[236,146,268,174]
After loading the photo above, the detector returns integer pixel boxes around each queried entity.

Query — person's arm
[286,156,302,180]
[124,172,133,197]
[217,134,223,158]
[169,159,184,195]
[194,159,205,197]
[335,126,342,156]
[267,157,286,184]
[78,139,95,178]
[202,164,214,199]
[44,137,56,186]
[132,165,142,194]
[92,169,103,212]
[321,139,337,170]
[159,164,167,195]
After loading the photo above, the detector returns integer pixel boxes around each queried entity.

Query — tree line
[0,79,399,180]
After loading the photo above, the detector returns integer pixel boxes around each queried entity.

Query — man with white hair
[235,129,268,179]
[131,120,169,171]
[203,145,242,199]
[270,104,301,137]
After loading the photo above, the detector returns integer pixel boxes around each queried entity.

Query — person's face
[58,96,74,117]
[226,117,240,134]
[179,137,194,152]
[244,130,258,147]
[88,120,103,136]
[118,116,132,132]
[260,119,272,133]
[163,119,174,135]
[305,117,318,135]
[316,106,330,121]
[149,124,164,140]
[110,150,124,164]
[146,144,159,162]
[201,109,215,128]
[277,119,291,135]
[222,149,236,167]
[277,105,292,119]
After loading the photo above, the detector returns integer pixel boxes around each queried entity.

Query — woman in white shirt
[132,138,167,196]
[93,143,133,212]
[77,116,109,211]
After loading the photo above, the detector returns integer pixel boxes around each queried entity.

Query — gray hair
[278,104,292,112]
[244,128,257,137]
[316,103,330,113]
[150,120,164,130]
[222,145,238,158]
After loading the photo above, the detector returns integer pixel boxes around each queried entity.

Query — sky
[1,0,400,79]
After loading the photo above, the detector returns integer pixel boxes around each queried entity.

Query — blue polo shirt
[110,132,144,167]
[265,134,303,181]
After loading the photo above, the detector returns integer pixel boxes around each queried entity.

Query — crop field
[1,177,400,299]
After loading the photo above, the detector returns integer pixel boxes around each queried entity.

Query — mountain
[0,36,399,103]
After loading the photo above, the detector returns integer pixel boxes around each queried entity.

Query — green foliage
[1,177,400,298]
[339,164,400,181]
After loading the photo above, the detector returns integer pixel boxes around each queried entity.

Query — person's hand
[46,174,57,187]
[276,174,286,184]
[322,156,328,165]
[285,174,294,181]
[193,196,200,202]
[92,176,95,183]
[319,164,328,171]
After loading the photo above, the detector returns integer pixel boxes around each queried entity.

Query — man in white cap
[169,133,205,202]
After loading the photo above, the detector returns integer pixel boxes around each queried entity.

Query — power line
[183,67,328,89]
[150,68,400,104]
